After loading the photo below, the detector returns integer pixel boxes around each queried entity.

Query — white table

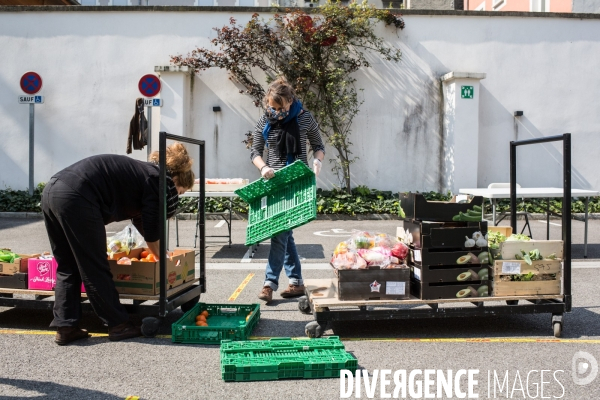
[459,187,599,258]
[179,191,237,248]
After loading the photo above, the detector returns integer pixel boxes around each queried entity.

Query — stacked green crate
[235,161,316,246]
[220,336,357,382]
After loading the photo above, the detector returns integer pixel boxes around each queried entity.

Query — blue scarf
[262,99,303,165]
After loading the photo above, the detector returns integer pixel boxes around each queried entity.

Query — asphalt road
[1,217,599,399]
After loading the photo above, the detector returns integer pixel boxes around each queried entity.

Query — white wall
[1,9,599,193]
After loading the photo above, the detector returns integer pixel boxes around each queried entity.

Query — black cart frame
[300,134,572,338]
[0,132,206,322]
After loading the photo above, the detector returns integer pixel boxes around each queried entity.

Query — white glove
[313,159,322,177]
[260,165,275,180]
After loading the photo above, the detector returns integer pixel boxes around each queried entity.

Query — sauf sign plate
[19,95,44,104]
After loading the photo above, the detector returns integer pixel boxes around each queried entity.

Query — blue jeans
[264,230,302,291]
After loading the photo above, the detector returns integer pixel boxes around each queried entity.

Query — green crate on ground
[171,302,260,344]
[235,161,316,246]
[220,336,345,354]
[220,336,358,382]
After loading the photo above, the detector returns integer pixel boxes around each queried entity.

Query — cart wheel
[553,322,562,338]
[141,317,161,338]
[506,300,519,305]
[298,296,312,315]
[181,295,200,313]
[305,321,326,338]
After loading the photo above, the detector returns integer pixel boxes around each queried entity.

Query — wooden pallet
[304,278,563,311]
[0,278,200,301]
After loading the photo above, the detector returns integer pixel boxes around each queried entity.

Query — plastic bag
[331,230,406,269]
[106,223,146,259]
[331,251,367,270]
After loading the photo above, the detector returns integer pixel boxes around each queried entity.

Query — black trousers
[42,178,129,328]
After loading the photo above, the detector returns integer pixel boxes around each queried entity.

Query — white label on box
[413,267,422,281]
[261,196,267,209]
[414,249,422,262]
[386,281,406,295]
[502,262,521,274]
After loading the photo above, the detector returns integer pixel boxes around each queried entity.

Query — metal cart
[299,134,572,339]
[0,132,206,336]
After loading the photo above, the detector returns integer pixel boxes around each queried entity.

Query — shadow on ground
[0,377,123,400]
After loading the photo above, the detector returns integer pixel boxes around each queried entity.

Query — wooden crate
[494,277,561,296]
[499,240,563,260]
[488,226,512,237]
[493,260,562,276]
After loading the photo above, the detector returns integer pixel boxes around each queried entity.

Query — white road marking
[538,220,562,227]
[214,220,226,228]
[241,248,253,263]
[314,228,355,237]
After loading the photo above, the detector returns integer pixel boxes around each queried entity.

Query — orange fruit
[195,321,206,326]
[130,258,139,262]
[140,250,149,258]
[201,310,209,318]
[195,315,206,322]
[146,254,158,262]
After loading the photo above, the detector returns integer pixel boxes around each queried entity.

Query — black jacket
[127,98,147,154]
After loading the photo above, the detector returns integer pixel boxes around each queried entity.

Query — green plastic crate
[171,302,260,344]
[220,337,358,382]
[220,336,345,354]
[235,161,316,246]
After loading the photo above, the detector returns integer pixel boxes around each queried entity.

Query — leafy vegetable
[487,231,507,250]
[506,233,531,242]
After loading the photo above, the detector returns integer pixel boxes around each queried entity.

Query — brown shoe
[258,286,273,302]
[280,284,305,298]
[108,322,142,342]
[55,327,91,346]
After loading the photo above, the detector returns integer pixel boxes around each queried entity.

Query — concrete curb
[1,212,600,221]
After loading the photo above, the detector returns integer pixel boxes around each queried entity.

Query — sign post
[19,72,43,195]
[138,74,162,157]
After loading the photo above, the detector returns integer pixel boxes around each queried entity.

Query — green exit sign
[461,86,474,99]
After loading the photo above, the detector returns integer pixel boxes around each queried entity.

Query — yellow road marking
[125,396,140,400]
[2,329,600,344]
[228,273,255,301]
[249,336,600,344]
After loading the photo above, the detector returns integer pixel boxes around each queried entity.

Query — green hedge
[2,184,599,216]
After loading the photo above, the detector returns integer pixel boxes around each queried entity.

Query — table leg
[585,197,589,258]
[228,197,233,248]
[492,199,497,226]
[547,198,550,240]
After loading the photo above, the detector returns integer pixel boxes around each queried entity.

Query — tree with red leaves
[172,2,404,192]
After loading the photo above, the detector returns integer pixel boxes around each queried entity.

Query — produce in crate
[0,249,19,264]
[330,231,407,269]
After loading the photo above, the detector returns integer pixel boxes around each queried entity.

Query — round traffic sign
[20,72,43,95]
[138,74,161,97]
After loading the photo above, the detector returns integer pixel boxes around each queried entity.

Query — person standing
[249,77,325,303]
[42,143,194,345]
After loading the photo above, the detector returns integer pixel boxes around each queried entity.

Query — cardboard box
[0,251,40,275]
[411,280,491,300]
[488,226,512,237]
[400,193,484,222]
[334,266,410,301]
[0,273,28,289]
[108,248,195,295]
[402,220,488,250]
[411,265,491,283]
[410,247,490,267]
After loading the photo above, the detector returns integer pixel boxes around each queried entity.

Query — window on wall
[111,0,129,4]
[80,0,97,4]
[531,0,550,12]
[475,1,485,10]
